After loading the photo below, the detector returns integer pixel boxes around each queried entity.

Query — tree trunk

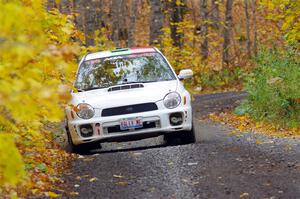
[149,0,164,45]
[73,0,84,32]
[244,0,251,58]
[59,0,72,14]
[120,0,129,44]
[83,1,99,46]
[252,0,257,57]
[95,0,105,30]
[222,0,234,67]
[111,0,120,46]
[200,0,209,61]
[211,0,220,30]
[169,0,185,47]
[111,0,127,47]
[46,0,57,10]
[190,0,197,25]
[128,0,140,47]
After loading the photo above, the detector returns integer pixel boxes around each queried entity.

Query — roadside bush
[239,49,300,127]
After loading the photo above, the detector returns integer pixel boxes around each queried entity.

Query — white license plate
[120,117,143,130]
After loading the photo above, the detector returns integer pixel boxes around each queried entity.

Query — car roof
[84,47,157,61]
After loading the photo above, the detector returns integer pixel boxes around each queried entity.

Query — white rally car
[65,47,195,153]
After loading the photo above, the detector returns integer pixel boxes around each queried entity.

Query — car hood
[71,80,178,109]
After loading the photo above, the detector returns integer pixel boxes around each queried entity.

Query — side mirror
[178,69,193,80]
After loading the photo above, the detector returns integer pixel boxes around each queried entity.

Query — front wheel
[164,126,196,145]
[181,126,196,144]
[65,126,101,154]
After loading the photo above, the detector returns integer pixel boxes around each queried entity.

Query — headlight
[163,92,181,109]
[74,103,95,119]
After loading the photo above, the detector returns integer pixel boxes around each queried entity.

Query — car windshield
[75,52,176,90]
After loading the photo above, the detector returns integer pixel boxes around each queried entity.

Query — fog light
[79,124,93,137]
[169,112,183,126]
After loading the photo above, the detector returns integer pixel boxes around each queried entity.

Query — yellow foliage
[160,20,205,86]
[0,134,25,186]
[260,0,300,48]
[0,0,80,196]
[80,28,115,56]
[0,0,115,196]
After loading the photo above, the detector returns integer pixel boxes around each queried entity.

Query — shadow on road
[88,143,168,155]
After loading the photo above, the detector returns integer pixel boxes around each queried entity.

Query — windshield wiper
[119,80,157,85]
[81,86,107,91]
[119,81,140,85]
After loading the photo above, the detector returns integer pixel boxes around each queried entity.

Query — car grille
[106,121,159,134]
[101,103,158,117]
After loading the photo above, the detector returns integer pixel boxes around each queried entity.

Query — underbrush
[195,68,245,92]
[210,112,300,138]
[236,49,300,128]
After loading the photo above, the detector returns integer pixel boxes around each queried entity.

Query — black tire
[180,126,196,144]
[164,126,196,145]
[164,133,181,145]
[65,125,101,154]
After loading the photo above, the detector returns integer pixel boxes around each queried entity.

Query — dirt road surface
[59,92,300,199]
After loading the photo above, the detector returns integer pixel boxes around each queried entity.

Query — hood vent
[108,84,144,92]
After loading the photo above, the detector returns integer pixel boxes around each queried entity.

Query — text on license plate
[120,118,143,130]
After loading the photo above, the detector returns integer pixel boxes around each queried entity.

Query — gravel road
[61,92,300,199]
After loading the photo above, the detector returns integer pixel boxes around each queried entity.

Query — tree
[211,0,220,30]
[169,0,186,47]
[222,0,234,66]
[84,0,99,46]
[46,0,57,10]
[128,0,141,47]
[149,0,164,45]
[111,0,128,46]
[111,0,121,46]
[252,0,257,57]
[200,0,209,61]
[244,0,251,58]
[59,0,73,14]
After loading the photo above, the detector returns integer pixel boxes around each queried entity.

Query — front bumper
[67,105,192,145]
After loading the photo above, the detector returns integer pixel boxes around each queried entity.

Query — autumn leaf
[69,191,79,196]
[46,191,60,198]
[113,175,125,179]
[115,181,129,186]
[255,140,263,145]
[240,192,249,198]
[89,177,98,182]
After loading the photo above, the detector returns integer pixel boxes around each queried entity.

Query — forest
[0,0,299,198]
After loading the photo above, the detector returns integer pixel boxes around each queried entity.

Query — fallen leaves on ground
[210,112,300,138]
[7,130,77,198]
